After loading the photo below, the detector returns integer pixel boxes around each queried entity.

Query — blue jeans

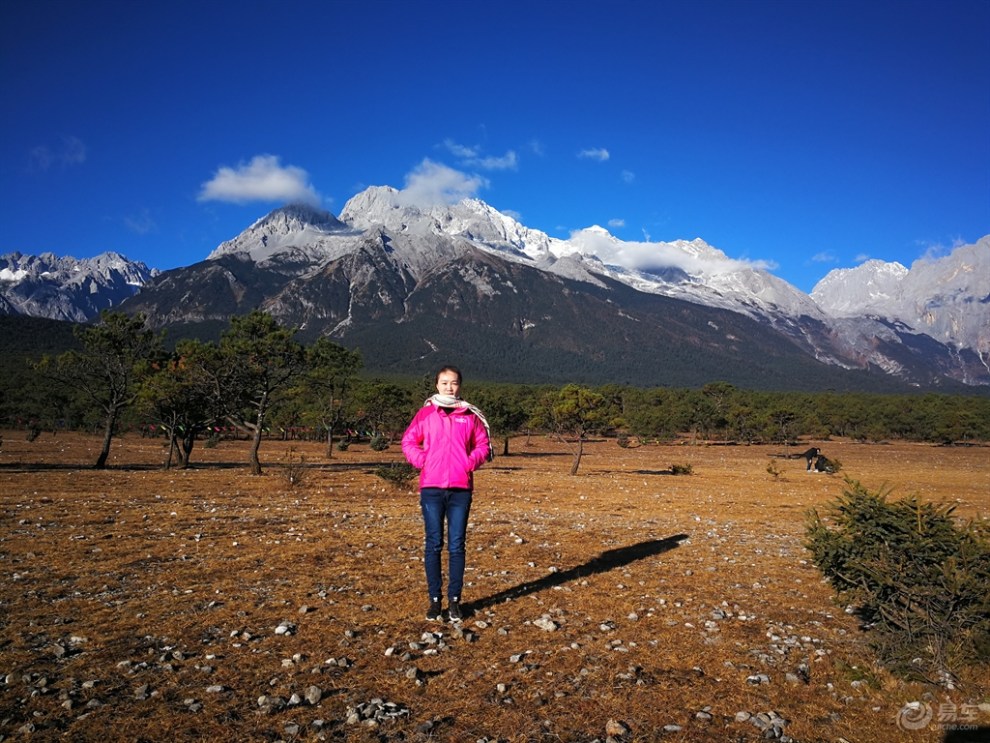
[420,488,473,601]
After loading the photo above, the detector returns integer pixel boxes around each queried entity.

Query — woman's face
[436,370,461,397]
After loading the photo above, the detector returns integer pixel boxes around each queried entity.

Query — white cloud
[502,208,523,221]
[578,147,610,162]
[854,253,872,263]
[608,218,625,228]
[528,139,546,157]
[198,155,320,205]
[398,159,488,208]
[29,135,87,171]
[812,251,838,263]
[61,136,87,165]
[442,139,479,159]
[475,150,518,171]
[443,139,519,171]
[621,169,635,183]
[124,208,156,235]
[569,228,773,276]
[915,237,964,264]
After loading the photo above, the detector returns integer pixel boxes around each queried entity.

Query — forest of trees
[1,311,988,472]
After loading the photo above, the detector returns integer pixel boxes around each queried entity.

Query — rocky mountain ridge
[0,251,156,322]
[812,239,989,364]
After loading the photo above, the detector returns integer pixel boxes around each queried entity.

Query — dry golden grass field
[1,430,988,742]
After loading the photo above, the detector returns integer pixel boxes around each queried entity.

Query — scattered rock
[533,615,559,632]
[304,685,322,705]
[274,621,296,636]
[346,698,410,725]
[605,717,630,737]
[745,710,791,740]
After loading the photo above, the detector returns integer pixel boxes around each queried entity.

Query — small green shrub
[369,433,390,451]
[670,462,693,476]
[805,479,990,684]
[374,462,417,490]
[336,439,350,451]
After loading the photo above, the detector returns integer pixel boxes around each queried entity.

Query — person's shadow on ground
[468,533,689,614]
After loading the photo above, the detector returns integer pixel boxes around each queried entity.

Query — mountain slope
[121,221,930,391]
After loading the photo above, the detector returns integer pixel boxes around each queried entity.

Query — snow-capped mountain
[337,189,990,384]
[336,188,813,315]
[812,238,990,371]
[810,259,910,316]
[227,188,982,382]
[231,187,827,327]
[3,187,987,388]
[0,251,156,322]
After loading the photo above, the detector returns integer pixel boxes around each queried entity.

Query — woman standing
[401,365,491,622]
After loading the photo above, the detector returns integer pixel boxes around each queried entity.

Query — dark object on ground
[814,455,837,473]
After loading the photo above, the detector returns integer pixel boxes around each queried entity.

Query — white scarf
[426,394,493,460]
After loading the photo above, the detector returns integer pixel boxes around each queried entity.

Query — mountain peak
[810,240,989,361]
[811,259,910,316]
[208,203,350,264]
[249,203,343,232]
[338,186,403,229]
[337,186,557,262]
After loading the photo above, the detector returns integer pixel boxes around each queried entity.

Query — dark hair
[435,365,462,384]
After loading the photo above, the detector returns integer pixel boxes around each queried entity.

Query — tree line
[2,311,988,473]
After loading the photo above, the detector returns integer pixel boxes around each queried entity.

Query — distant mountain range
[0,251,156,321]
[2,189,987,391]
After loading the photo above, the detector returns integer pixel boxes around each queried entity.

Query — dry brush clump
[0,431,988,742]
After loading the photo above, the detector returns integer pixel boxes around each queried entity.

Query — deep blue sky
[2,0,987,293]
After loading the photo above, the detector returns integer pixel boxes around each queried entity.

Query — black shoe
[426,599,442,621]
[448,599,463,622]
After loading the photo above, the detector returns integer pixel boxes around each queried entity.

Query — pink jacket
[401,405,490,490]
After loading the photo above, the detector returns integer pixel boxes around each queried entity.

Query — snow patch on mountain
[0,267,29,282]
